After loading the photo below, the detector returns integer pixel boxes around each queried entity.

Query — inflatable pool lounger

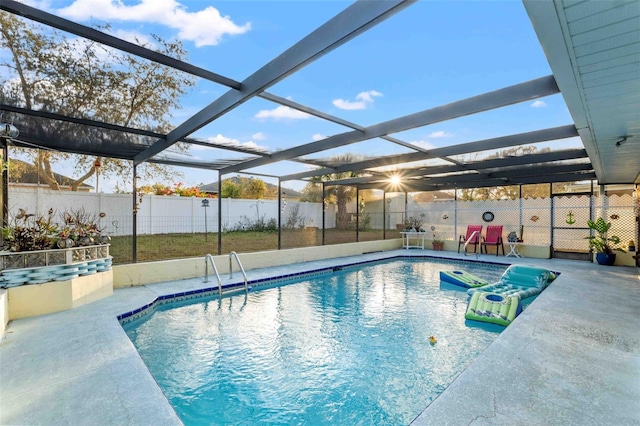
[440,270,490,288]
[467,265,556,300]
[465,292,523,326]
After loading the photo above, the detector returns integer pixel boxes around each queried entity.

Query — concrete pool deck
[1,250,638,425]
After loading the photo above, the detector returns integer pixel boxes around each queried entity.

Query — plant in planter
[585,217,625,265]
[431,225,444,250]
[1,207,107,253]
[404,214,425,232]
[1,208,59,252]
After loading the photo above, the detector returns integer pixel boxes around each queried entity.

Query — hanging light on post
[94,159,101,193]
[201,198,210,241]
[0,124,19,139]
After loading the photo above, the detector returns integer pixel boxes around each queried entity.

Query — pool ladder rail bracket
[204,253,249,297]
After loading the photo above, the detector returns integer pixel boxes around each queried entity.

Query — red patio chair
[457,225,483,253]
[481,225,505,256]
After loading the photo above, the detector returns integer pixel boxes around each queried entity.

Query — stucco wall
[113,239,403,288]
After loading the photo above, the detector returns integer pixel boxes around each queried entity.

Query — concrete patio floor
[1,250,638,425]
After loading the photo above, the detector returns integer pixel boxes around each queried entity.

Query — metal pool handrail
[229,251,248,294]
[204,254,223,297]
[463,230,481,257]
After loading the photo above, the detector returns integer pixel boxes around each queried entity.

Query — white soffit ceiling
[524,0,640,184]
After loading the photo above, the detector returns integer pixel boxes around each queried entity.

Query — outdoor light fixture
[201,198,210,241]
[94,160,101,193]
[615,136,628,147]
[0,123,19,139]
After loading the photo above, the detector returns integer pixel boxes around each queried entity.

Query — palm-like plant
[585,217,625,254]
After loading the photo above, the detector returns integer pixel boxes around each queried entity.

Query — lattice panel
[552,195,591,251]
[594,194,637,250]
[522,198,551,245]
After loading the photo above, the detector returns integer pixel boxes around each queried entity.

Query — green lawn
[109,229,387,264]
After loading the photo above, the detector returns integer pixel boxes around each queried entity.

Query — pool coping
[1,249,638,425]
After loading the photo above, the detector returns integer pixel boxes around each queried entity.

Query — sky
[13,0,581,192]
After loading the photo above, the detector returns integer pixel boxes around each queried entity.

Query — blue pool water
[123,258,508,425]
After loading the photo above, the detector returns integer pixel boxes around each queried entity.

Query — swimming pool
[123,258,507,425]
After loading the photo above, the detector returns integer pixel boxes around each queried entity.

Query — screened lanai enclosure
[1,0,638,264]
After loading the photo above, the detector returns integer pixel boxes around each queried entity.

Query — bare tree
[1,12,196,190]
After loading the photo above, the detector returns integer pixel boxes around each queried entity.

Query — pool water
[123,258,507,425]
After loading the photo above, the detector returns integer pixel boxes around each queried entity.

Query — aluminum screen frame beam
[4,1,433,159]
[1,0,239,89]
[327,148,590,186]
[222,75,560,174]
[379,163,593,191]
[259,93,431,154]
[134,0,415,165]
[359,171,597,192]
[3,0,502,173]
[281,124,577,181]
[1,104,271,158]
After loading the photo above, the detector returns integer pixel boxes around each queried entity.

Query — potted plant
[431,226,444,250]
[404,214,425,232]
[585,217,625,265]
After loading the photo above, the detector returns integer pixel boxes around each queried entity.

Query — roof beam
[281,124,577,181]
[133,0,415,165]
[359,171,596,191]
[4,2,433,159]
[2,104,271,157]
[435,162,593,184]
[3,1,484,169]
[258,93,429,154]
[326,148,589,185]
[223,75,561,174]
[360,162,592,188]
[1,0,239,89]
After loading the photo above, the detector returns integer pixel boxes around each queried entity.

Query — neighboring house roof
[200,177,303,198]
[8,159,93,190]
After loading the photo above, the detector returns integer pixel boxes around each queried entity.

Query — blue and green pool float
[439,270,490,288]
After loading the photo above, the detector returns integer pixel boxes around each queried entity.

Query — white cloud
[531,100,547,108]
[332,90,382,110]
[187,134,268,152]
[312,134,326,141]
[427,131,453,138]
[22,0,53,9]
[112,29,157,49]
[254,105,311,121]
[252,132,266,141]
[56,0,251,47]
[411,140,436,150]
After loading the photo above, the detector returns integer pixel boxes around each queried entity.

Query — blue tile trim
[117,254,519,325]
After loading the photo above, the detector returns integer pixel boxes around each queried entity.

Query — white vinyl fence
[7,188,329,236]
[6,187,637,249]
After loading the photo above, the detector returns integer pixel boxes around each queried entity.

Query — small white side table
[506,242,523,258]
[400,231,426,249]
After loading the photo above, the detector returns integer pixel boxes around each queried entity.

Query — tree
[221,180,241,198]
[300,155,360,229]
[219,177,272,199]
[0,12,196,190]
[300,182,323,203]
[241,178,268,199]
[458,146,554,200]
